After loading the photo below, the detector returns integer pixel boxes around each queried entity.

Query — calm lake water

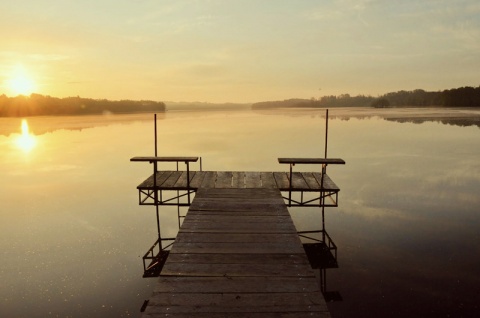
[1,108,479,317]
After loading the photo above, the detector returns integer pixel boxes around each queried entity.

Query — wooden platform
[140,188,330,317]
[137,171,340,192]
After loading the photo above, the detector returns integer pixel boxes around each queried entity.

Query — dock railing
[278,157,345,207]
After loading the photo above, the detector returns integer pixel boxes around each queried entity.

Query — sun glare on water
[15,119,37,152]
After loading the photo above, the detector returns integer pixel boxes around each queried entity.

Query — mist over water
[1,108,479,317]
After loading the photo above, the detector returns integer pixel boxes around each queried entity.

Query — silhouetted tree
[371,98,390,108]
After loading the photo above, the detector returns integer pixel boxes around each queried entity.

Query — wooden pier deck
[141,187,330,317]
[136,170,340,192]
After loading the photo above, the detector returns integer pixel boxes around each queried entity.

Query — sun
[6,64,37,96]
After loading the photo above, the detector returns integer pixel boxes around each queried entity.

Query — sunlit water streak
[14,119,37,152]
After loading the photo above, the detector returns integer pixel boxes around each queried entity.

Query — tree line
[252,86,480,109]
[374,86,480,108]
[0,94,166,117]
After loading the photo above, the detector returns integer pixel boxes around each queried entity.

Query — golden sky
[1,0,479,103]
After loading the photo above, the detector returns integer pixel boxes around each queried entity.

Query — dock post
[322,109,329,243]
[186,161,191,204]
[153,161,162,251]
[153,114,161,251]
[324,109,329,158]
[154,114,158,157]
[288,163,293,206]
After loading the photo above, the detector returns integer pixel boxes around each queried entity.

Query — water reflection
[386,116,480,128]
[14,119,37,152]
[0,113,163,137]
[253,106,480,128]
[0,109,479,317]
[301,230,343,303]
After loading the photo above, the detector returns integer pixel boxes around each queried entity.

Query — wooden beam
[278,158,345,165]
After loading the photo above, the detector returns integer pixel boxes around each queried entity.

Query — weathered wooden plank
[144,304,327,314]
[192,195,282,202]
[188,204,288,214]
[278,157,345,165]
[178,222,297,234]
[153,276,321,293]
[215,171,233,188]
[199,171,216,188]
[137,171,172,189]
[161,171,183,188]
[142,312,330,318]
[291,172,309,189]
[245,171,262,188]
[189,200,285,209]
[147,306,329,318]
[147,292,328,308]
[198,187,283,198]
[232,171,245,188]
[164,253,310,265]
[273,171,290,189]
[169,242,305,254]
[131,156,199,163]
[172,171,196,188]
[174,232,301,243]
[325,174,340,190]
[144,293,330,318]
[187,208,289,216]
[182,215,292,223]
[189,171,206,188]
[302,172,321,189]
[260,172,277,188]
[312,173,339,190]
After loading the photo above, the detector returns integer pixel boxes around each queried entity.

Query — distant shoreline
[2,84,480,117]
[0,94,166,117]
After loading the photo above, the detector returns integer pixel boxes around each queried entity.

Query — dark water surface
[1,108,479,317]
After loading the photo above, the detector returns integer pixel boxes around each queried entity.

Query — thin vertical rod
[177,191,181,228]
[324,109,329,159]
[153,161,161,251]
[186,162,191,204]
[153,114,161,251]
[155,205,161,250]
[321,109,329,242]
[154,114,158,157]
[288,163,293,206]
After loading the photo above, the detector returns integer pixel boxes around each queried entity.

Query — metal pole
[322,109,329,242]
[153,161,161,251]
[154,114,158,157]
[186,162,191,204]
[288,163,293,206]
[324,109,329,159]
[177,191,181,228]
[153,114,161,249]
[322,199,326,242]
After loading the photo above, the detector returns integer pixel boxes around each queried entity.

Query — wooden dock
[131,156,345,316]
[140,187,331,317]
[136,170,340,192]
[133,169,342,208]
[131,110,345,315]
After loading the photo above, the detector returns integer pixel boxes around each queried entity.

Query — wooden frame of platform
[132,168,343,208]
